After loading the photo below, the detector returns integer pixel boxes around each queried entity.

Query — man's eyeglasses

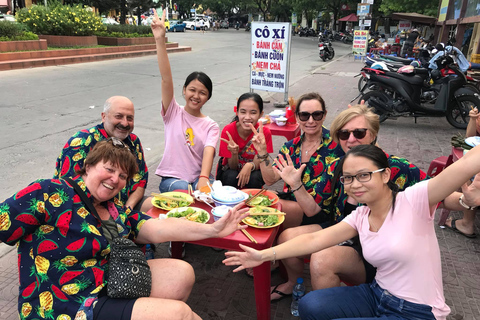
[298,111,325,122]
[337,128,368,141]
[107,137,131,152]
[340,168,385,185]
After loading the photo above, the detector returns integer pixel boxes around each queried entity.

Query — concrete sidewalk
[0,53,479,319]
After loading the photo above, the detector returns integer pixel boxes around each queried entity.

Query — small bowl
[212,198,244,208]
[211,205,231,221]
[275,116,287,126]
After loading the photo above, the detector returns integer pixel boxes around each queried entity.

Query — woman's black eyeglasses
[337,128,368,141]
[107,137,131,152]
[297,111,325,121]
[340,168,385,185]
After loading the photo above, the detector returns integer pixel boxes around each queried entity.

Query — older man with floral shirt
[54,96,149,211]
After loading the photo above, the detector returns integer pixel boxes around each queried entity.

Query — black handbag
[216,140,254,180]
[66,178,152,299]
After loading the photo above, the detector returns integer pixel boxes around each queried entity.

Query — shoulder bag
[66,178,152,299]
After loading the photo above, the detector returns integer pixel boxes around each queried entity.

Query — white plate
[465,136,480,147]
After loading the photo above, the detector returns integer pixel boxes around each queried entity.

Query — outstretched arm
[428,145,480,206]
[151,9,174,113]
[223,221,357,272]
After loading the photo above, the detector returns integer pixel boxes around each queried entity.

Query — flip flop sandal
[271,284,292,302]
[445,219,477,239]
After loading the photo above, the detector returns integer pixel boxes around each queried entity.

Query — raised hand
[212,202,250,238]
[469,107,479,119]
[223,244,264,272]
[220,131,239,155]
[248,122,267,155]
[237,164,252,188]
[272,153,306,187]
[150,8,166,41]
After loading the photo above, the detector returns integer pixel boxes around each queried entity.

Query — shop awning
[391,12,436,25]
[338,13,358,22]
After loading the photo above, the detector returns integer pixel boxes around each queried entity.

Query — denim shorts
[298,279,436,320]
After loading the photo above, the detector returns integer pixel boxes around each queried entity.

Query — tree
[379,0,438,16]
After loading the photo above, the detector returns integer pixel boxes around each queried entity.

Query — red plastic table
[264,122,301,141]
[146,198,282,320]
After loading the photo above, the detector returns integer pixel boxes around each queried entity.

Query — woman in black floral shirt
[252,92,344,229]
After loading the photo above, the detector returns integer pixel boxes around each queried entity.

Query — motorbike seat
[414,68,429,75]
[386,71,427,85]
[379,55,412,64]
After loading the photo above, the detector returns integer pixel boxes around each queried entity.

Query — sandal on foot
[270,285,292,302]
[445,219,477,238]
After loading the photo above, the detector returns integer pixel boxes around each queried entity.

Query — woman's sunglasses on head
[298,111,325,121]
[337,128,368,141]
[107,137,132,153]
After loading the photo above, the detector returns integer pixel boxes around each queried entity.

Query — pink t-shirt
[155,98,219,183]
[342,180,450,320]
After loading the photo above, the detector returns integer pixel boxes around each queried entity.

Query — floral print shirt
[0,177,151,320]
[53,123,148,207]
[277,127,344,198]
[314,153,428,223]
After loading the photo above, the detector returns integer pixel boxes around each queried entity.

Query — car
[184,17,209,30]
[220,20,229,29]
[168,20,186,32]
[101,17,119,25]
[0,13,16,22]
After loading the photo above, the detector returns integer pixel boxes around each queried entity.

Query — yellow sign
[438,0,449,22]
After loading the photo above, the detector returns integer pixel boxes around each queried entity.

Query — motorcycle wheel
[329,49,335,60]
[320,53,326,62]
[446,95,478,129]
[359,90,390,122]
[357,77,367,92]
[342,38,347,44]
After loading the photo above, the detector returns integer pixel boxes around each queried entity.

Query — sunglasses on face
[337,128,368,141]
[297,111,325,121]
[340,168,385,185]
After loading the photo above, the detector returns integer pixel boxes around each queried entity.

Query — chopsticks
[151,193,189,202]
[188,184,193,196]
[245,188,267,206]
[250,210,286,215]
[239,225,257,243]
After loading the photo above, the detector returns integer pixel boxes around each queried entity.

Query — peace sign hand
[150,8,166,41]
[220,132,239,155]
[247,122,268,155]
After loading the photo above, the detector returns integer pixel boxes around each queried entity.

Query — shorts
[93,291,136,320]
[339,238,377,283]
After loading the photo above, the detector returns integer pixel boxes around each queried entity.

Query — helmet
[410,60,420,68]
[430,69,441,80]
[371,62,389,71]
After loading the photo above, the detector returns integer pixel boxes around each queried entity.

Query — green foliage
[15,3,106,36]
[379,0,438,16]
[95,31,152,38]
[0,20,38,41]
[104,24,152,35]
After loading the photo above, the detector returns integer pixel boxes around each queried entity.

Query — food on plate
[167,207,209,223]
[152,193,193,210]
[247,194,273,206]
[244,206,282,227]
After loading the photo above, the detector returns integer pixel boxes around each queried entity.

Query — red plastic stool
[427,156,448,177]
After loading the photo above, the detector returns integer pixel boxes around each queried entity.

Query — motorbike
[245,23,251,32]
[318,36,335,62]
[299,27,316,37]
[357,55,480,129]
[341,31,353,43]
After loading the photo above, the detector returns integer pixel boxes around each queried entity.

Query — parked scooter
[341,31,353,43]
[318,36,335,62]
[357,55,480,129]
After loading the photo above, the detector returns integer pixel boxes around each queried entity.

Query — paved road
[1,29,479,320]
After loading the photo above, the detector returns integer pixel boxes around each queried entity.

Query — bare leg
[279,199,304,229]
[130,258,201,320]
[310,246,366,290]
[271,225,321,300]
[445,210,476,235]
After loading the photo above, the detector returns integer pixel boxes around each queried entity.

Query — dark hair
[184,71,213,100]
[343,144,398,209]
[76,140,138,181]
[232,92,263,123]
[295,92,326,114]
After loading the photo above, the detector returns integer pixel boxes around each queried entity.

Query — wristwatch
[459,195,478,210]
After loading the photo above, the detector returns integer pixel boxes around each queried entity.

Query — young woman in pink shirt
[224,144,480,319]
[151,9,219,193]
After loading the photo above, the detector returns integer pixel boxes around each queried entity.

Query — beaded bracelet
[272,248,276,265]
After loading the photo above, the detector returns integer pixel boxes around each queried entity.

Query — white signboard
[250,22,291,93]
[363,19,371,27]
